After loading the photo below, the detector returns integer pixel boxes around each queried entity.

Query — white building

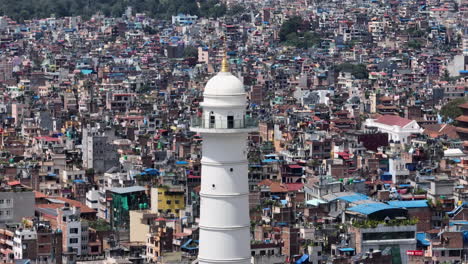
[62,169,85,184]
[190,58,257,264]
[389,158,410,184]
[364,115,422,144]
[13,228,36,260]
[172,14,198,25]
[86,189,100,211]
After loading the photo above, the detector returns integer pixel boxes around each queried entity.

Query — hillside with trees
[0,0,227,22]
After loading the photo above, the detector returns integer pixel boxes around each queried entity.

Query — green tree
[440,98,468,122]
[279,16,320,48]
[279,16,303,42]
[407,40,422,49]
[184,46,198,59]
[227,4,245,16]
[335,63,369,79]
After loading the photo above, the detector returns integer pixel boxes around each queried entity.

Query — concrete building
[110,186,149,230]
[57,206,89,256]
[150,186,185,216]
[0,190,34,223]
[190,58,257,264]
[12,220,63,263]
[82,127,119,174]
[145,221,174,263]
[129,210,158,243]
[350,224,417,264]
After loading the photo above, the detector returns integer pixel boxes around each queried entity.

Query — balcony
[190,116,258,134]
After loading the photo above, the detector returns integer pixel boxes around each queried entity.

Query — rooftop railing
[191,116,257,130]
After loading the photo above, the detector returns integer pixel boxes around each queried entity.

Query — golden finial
[220,34,229,72]
[221,55,229,72]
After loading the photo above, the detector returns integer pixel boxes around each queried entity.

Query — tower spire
[221,35,229,72]
[221,55,229,72]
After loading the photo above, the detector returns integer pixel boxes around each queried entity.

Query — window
[69,238,78,244]
[175,200,180,204]
[209,114,215,128]
[362,231,415,241]
[0,200,4,204]
[441,250,445,257]
[70,228,78,234]
[227,116,234,129]
[166,200,171,205]
[6,200,10,205]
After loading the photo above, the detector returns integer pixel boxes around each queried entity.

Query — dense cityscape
[0,0,466,263]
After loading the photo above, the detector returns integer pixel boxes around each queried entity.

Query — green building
[110,186,149,230]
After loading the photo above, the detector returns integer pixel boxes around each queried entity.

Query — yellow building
[151,187,185,216]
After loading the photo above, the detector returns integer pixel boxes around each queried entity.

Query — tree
[279,16,320,48]
[227,4,245,16]
[440,98,467,122]
[335,63,369,79]
[279,16,303,42]
[184,46,198,59]
[407,40,422,49]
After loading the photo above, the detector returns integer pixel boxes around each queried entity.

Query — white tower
[190,58,256,264]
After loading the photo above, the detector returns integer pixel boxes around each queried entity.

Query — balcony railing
[191,116,257,130]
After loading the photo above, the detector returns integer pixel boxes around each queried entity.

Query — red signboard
[407,250,424,256]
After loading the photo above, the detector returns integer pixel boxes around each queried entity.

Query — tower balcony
[190,116,258,134]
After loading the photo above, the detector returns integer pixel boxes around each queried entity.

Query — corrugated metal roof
[347,203,398,215]
[387,200,428,208]
[335,193,369,203]
[110,186,146,194]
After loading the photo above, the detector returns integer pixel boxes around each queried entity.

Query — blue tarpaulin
[81,69,93,75]
[398,184,411,188]
[144,168,159,175]
[417,232,430,246]
[181,239,198,251]
[338,248,355,252]
[381,172,392,181]
[295,254,309,264]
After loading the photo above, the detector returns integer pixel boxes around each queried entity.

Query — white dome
[204,72,245,96]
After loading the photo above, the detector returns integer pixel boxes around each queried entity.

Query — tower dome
[204,71,245,96]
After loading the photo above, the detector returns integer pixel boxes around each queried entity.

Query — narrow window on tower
[230,168,233,172]
[209,112,215,128]
[227,115,234,128]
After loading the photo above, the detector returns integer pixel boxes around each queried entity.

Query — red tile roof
[285,183,303,192]
[46,196,96,214]
[7,180,21,186]
[375,115,413,127]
